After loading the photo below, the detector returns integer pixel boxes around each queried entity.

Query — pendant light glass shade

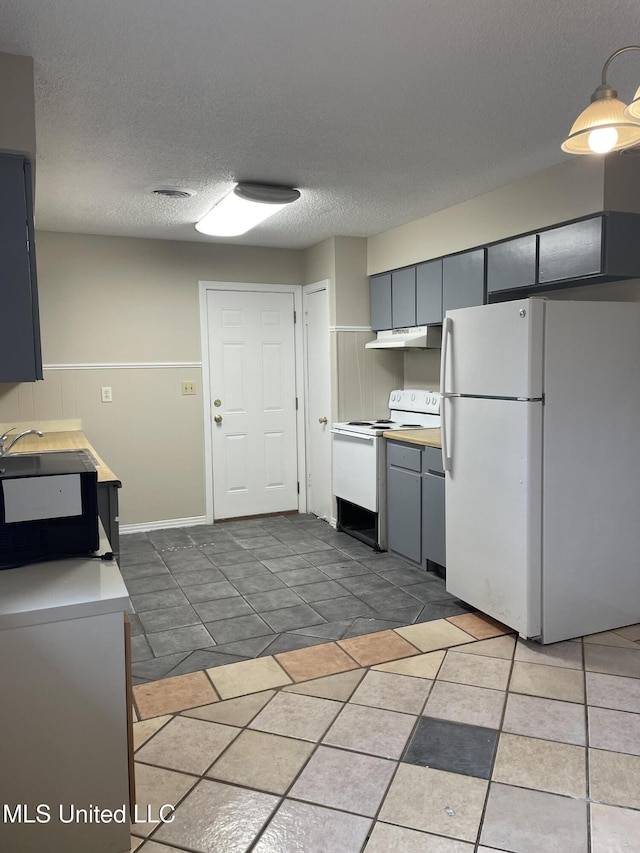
[624,86,640,121]
[561,96,640,154]
[562,46,640,155]
[195,183,300,237]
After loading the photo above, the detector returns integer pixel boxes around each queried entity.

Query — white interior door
[303,284,332,520]
[207,289,299,519]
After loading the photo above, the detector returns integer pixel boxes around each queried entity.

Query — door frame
[199,281,307,524]
[302,280,331,518]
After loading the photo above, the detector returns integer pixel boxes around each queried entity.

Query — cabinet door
[442,249,485,316]
[422,472,446,568]
[487,234,537,294]
[0,155,42,382]
[387,464,422,564]
[391,267,416,328]
[538,217,603,284]
[370,273,392,331]
[416,259,443,325]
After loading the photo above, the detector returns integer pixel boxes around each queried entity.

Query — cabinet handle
[318,417,328,425]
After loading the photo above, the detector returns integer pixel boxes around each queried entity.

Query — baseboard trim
[120,516,207,534]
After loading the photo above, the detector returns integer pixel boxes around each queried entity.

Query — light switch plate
[181,381,196,396]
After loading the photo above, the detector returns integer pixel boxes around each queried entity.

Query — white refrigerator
[441,297,640,643]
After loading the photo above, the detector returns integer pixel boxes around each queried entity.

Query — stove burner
[400,423,422,428]
[347,421,372,426]
[374,419,393,424]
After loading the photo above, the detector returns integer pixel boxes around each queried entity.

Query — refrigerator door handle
[439,316,452,472]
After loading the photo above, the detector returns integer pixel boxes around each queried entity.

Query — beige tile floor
[129,614,640,853]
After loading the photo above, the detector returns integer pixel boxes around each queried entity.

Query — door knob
[214,414,223,424]
[318,417,328,425]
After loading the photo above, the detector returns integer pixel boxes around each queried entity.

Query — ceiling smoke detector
[151,186,196,199]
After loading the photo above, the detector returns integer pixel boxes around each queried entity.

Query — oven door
[332,429,379,512]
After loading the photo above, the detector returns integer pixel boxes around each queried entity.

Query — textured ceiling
[1,0,640,249]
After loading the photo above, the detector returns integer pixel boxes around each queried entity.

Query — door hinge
[294,310,297,323]
[295,397,298,410]
[297,481,300,494]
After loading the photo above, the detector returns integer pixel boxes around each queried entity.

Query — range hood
[365,325,442,350]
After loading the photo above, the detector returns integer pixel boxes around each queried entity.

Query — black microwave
[0,450,99,569]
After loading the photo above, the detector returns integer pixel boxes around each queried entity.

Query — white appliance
[332,389,441,549]
[441,297,640,644]
[365,326,442,349]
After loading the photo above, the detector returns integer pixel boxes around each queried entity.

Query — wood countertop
[7,430,121,485]
[383,427,442,448]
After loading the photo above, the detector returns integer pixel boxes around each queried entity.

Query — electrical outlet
[181,381,196,396]
[101,386,113,403]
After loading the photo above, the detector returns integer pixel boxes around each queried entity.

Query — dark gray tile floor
[403,717,500,779]
[120,513,473,684]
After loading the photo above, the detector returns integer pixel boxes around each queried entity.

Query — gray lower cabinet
[387,440,446,570]
[387,441,422,565]
[0,153,42,382]
[422,446,446,568]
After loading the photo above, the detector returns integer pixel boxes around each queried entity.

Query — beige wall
[0,232,304,526]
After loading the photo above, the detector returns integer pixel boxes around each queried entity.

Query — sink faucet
[0,427,45,457]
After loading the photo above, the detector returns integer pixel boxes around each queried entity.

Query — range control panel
[388,389,441,415]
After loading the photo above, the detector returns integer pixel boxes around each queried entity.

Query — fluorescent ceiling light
[562,45,640,155]
[195,182,300,236]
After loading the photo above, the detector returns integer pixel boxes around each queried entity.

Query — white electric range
[332,389,441,549]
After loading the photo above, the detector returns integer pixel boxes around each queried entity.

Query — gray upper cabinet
[416,259,443,325]
[370,272,392,331]
[391,267,417,328]
[538,217,603,284]
[442,249,486,316]
[373,212,640,322]
[487,234,537,294]
[538,213,640,286]
[0,154,42,383]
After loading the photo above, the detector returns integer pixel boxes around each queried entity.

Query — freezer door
[445,396,542,637]
[442,299,544,399]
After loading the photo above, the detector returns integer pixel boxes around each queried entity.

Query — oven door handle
[331,430,375,443]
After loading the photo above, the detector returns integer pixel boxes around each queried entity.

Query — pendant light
[562,46,640,155]
[195,182,300,236]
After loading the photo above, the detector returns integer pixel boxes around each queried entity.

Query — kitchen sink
[8,448,101,467]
